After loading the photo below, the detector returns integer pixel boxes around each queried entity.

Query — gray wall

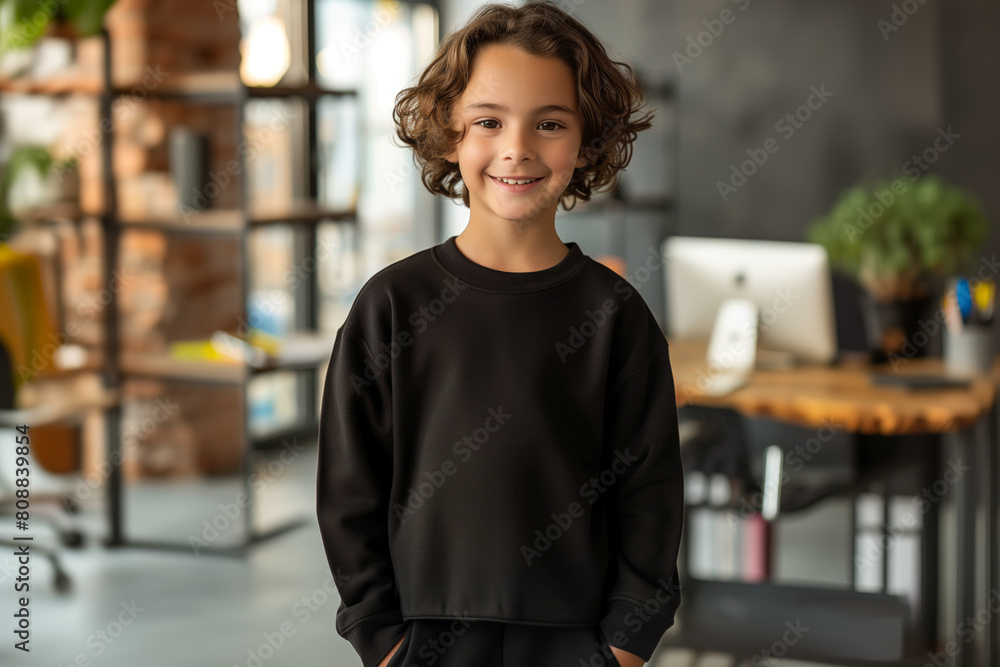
[440,0,999,337]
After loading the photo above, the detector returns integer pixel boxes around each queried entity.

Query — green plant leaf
[2,145,53,190]
[60,0,117,36]
[806,174,990,298]
[0,0,118,52]
[0,145,56,241]
[0,0,49,52]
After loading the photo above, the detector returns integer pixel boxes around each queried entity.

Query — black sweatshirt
[316,235,684,666]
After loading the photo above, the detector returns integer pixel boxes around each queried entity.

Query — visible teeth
[497,177,539,185]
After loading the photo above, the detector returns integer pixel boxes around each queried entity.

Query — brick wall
[104,0,244,479]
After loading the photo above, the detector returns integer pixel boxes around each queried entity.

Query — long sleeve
[598,341,685,662]
[316,326,407,667]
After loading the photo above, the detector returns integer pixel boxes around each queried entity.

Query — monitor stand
[701,299,758,396]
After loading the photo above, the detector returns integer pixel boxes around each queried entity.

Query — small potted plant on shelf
[807,174,990,362]
[0,145,79,238]
[0,0,118,55]
[0,146,50,242]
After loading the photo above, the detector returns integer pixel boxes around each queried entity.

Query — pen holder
[944,324,993,377]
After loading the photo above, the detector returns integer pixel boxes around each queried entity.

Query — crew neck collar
[433,235,588,292]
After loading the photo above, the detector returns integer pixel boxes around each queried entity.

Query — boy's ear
[575,153,588,169]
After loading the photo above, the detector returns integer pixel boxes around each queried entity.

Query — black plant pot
[860,292,937,365]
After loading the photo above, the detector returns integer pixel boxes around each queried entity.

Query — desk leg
[954,413,991,667]
[994,393,1000,667]
[921,470,941,650]
[984,398,998,667]
[953,425,974,667]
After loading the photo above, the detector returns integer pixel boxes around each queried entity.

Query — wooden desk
[669,338,998,434]
[668,338,999,667]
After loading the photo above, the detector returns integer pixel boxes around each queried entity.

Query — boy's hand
[376,633,406,667]
[610,645,645,667]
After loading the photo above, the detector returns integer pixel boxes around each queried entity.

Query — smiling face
[445,43,588,231]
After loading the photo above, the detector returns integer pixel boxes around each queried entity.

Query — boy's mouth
[489,175,545,192]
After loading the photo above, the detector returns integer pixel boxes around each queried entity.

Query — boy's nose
[500,127,536,162]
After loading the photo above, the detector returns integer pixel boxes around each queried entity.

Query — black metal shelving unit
[99,1,360,556]
[1,3,378,557]
[614,75,678,274]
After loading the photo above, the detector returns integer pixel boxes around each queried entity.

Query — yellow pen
[973,280,994,323]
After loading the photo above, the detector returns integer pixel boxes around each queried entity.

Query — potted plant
[0,0,118,55]
[807,175,989,361]
[0,146,51,242]
[0,145,80,240]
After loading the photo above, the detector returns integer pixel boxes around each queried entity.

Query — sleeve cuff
[598,592,681,662]
[339,609,409,667]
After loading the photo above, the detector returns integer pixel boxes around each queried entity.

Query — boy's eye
[473,120,566,131]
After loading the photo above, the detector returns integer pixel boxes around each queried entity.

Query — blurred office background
[0,0,997,665]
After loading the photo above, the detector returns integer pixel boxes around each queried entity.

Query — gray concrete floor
[0,440,841,667]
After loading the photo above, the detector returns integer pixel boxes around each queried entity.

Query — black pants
[384,618,624,667]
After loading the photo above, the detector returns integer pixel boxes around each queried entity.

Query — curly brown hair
[392,1,654,211]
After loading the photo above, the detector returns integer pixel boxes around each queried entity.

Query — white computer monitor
[662,236,838,365]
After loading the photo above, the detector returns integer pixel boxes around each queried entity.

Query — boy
[316,3,684,666]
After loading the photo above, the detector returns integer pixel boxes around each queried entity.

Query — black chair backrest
[0,337,13,410]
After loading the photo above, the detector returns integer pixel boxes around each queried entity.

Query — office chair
[0,471,76,593]
[0,339,80,594]
[679,406,859,520]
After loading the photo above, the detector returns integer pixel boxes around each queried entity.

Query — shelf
[247,81,359,100]
[0,73,103,96]
[249,200,355,225]
[33,347,107,380]
[258,332,337,368]
[252,357,328,375]
[250,421,320,450]
[1,27,101,94]
[569,193,674,215]
[119,208,244,234]
[120,332,336,384]
[18,202,354,232]
[15,202,102,223]
[0,388,119,427]
[112,70,358,104]
[120,353,248,383]
[118,200,355,233]
[2,70,358,102]
[117,355,324,384]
